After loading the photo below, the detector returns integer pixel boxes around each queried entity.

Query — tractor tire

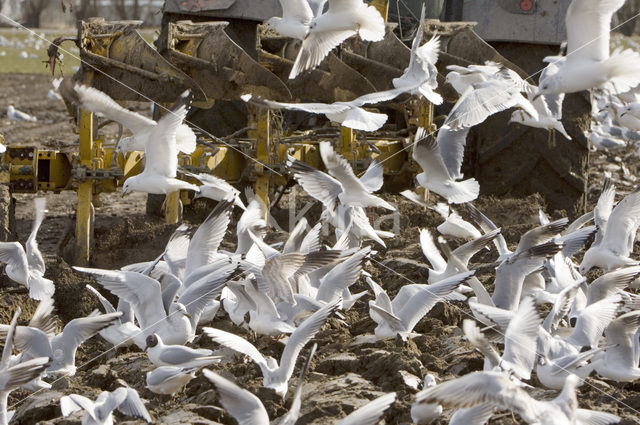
[465,43,590,217]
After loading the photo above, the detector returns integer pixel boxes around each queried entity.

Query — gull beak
[532,92,543,101]
[144,346,148,352]
[621,111,628,117]
[184,312,192,320]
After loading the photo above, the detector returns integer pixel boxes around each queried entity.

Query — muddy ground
[0,73,640,424]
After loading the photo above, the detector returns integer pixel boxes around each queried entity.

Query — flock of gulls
[3,0,640,424]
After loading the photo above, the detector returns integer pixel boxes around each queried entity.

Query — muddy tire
[465,43,590,217]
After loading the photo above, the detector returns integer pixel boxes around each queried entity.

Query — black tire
[465,43,590,217]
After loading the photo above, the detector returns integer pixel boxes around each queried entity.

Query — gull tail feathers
[357,4,386,42]
[29,277,55,300]
[434,178,480,204]
[176,124,197,154]
[603,48,640,94]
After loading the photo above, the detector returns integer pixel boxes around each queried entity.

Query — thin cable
[0,13,283,177]
[369,256,640,417]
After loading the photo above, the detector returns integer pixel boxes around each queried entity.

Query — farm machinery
[0,0,590,264]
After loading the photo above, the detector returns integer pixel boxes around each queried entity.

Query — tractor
[0,0,590,264]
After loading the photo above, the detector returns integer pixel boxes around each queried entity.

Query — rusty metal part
[78,18,206,102]
[259,50,376,103]
[167,20,291,102]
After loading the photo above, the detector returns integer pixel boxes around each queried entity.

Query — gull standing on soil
[146,366,198,395]
[265,0,313,40]
[415,371,620,425]
[6,105,36,122]
[61,81,196,155]
[144,333,220,368]
[411,374,442,424]
[242,86,406,132]
[289,0,385,79]
[0,197,54,300]
[204,299,339,396]
[411,127,480,203]
[60,386,152,425]
[580,185,640,274]
[538,0,640,96]
[392,5,442,105]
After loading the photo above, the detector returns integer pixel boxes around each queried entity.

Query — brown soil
[1,73,639,424]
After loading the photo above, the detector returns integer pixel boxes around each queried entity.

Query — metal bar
[165,191,181,224]
[75,109,94,266]
[341,126,355,161]
[254,109,270,215]
[371,0,390,22]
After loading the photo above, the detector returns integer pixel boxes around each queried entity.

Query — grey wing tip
[530,241,564,257]
[545,218,569,234]
[172,89,193,113]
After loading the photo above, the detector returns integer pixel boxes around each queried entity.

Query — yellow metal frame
[75,109,94,266]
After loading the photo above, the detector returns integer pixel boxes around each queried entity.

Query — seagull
[579,185,640,274]
[60,81,196,155]
[537,0,640,96]
[592,310,640,381]
[0,311,121,377]
[146,366,198,395]
[265,0,313,40]
[242,86,407,131]
[445,62,503,94]
[431,203,482,240]
[119,90,200,194]
[392,5,442,105]
[203,343,317,425]
[509,83,571,140]
[463,297,542,380]
[0,197,54,300]
[144,333,220,368]
[289,0,385,79]
[444,76,538,131]
[415,371,620,425]
[410,374,442,424]
[202,370,270,425]
[411,127,480,204]
[75,256,237,346]
[419,228,500,283]
[7,105,37,122]
[183,171,245,210]
[335,392,396,425]
[60,386,152,425]
[368,271,475,340]
[204,299,339,396]
[287,143,395,211]
[0,308,51,425]
[85,285,139,348]
[47,89,62,101]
